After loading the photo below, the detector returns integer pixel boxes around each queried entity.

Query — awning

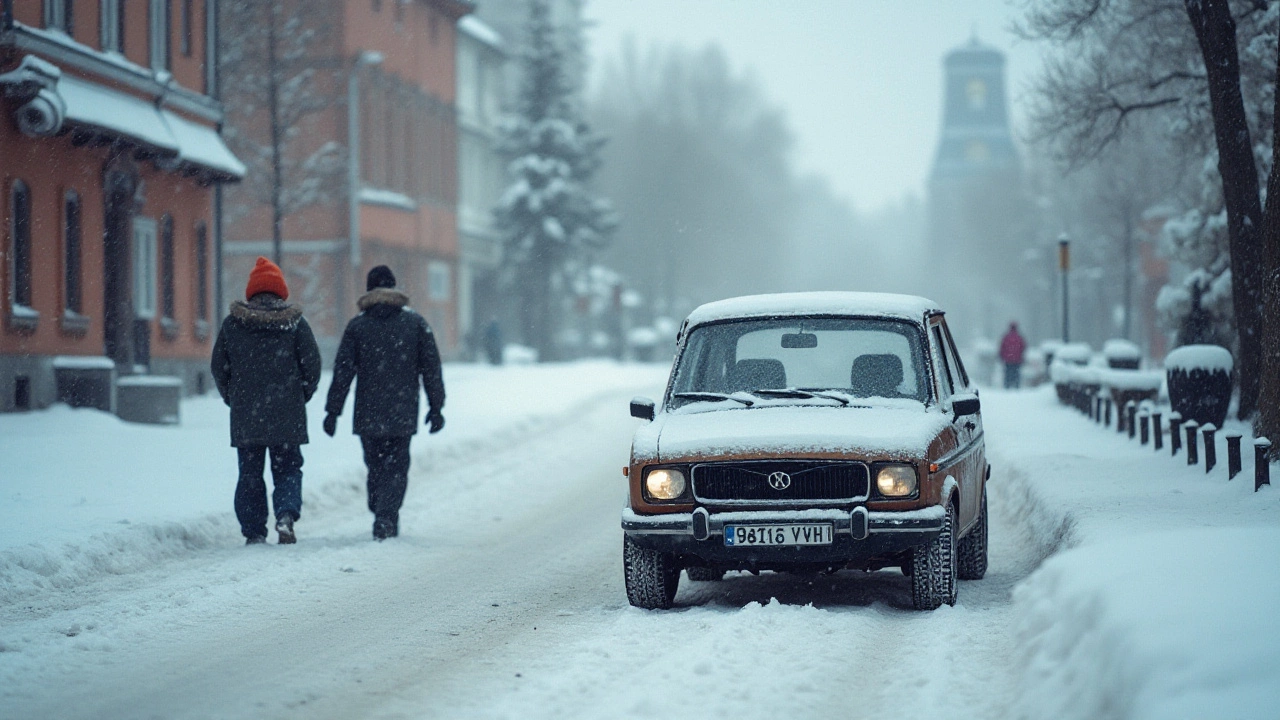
[56,73,244,181]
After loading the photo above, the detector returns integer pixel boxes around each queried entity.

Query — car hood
[652,404,950,462]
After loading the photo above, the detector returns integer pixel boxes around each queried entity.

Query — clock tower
[927,37,1028,342]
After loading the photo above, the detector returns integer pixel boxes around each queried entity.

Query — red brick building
[1,0,244,412]
[220,0,470,359]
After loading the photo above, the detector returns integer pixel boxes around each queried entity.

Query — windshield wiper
[751,388,850,406]
[672,392,754,407]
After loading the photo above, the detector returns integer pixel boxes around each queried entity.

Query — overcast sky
[583,0,1045,214]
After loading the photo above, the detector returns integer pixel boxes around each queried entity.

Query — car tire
[686,566,725,582]
[957,486,989,580]
[911,502,957,610]
[624,536,680,609]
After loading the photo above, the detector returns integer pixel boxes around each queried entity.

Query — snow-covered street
[2,364,1277,719]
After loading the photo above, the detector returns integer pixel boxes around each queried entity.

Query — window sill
[61,310,90,335]
[7,305,39,333]
[194,319,211,343]
[160,317,181,341]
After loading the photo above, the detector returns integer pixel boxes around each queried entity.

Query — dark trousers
[361,436,411,533]
[1004,362,1022,389]
[236,444,304,539]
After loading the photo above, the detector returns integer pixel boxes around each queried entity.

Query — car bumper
[622,505,944,569]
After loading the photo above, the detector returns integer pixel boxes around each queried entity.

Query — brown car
[622,292,988,610]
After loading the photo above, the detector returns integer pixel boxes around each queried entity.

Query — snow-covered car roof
[684,291,942,329]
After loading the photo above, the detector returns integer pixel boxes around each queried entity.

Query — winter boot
[373,518,395,541]
[276,515,297,545]
[246,535,267,545]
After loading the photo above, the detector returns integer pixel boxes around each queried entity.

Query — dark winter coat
[211,296,323,447]
[325,288,445,438]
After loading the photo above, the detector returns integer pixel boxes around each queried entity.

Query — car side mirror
[630,396,656,421]
[952,393,980,420]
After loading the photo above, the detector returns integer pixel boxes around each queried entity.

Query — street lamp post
[347,50,384,303]
[1058,233,1071,343]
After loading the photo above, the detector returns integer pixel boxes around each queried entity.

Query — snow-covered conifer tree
[494,0,617,361]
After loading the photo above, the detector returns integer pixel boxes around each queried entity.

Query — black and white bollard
[1169,412,1183,456]
[1104,398,1113,428]
[1202,424,1217,474]
[1185,420,1199,466]
[1256,438,1272,492]
[1139,412,1150,445]
[1226,433,1242,480]
[1152,411,1163,451]
[1127,402,1137,440]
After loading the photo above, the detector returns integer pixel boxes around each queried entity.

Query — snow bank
[1015,529,1280,720]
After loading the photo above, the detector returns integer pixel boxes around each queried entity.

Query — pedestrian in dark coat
[211,256,322,545]
[324,265,446,540]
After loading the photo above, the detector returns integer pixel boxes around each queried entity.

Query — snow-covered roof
[684,292,941,328]
[57,73,244,180]
[458,15,503,49]
[60,74,179,154]
[161,110,246,178]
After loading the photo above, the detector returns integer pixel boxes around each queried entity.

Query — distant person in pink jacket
[999,322,1027,389]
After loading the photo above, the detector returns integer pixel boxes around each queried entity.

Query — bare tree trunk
[517,252,558,363]
[266,3,284,266]
[1184,0,1264,420]
[1122,202,1134,340]
[1256,40,1280,457]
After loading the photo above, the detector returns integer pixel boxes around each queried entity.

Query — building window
[9,180,34,312]
[133,216,157,321]
[160,214,175,320]
[149,0,171,71]
[64,190,83,315]
[101,0,122,52]
[180,0,193,56]
[45,0,74,33]
[194,221,209,335]
[428,261,451,302]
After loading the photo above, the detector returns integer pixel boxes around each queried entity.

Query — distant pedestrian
[1000,321,1027,389]
[211,257,322,545]
[484,318,503,365]
[324,266,446,540]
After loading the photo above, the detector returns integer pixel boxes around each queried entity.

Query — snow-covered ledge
[60,309,90,335]
[358,187,418,212]
[8,303,39,332]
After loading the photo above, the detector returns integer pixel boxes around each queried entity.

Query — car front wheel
[911,503,957,610]
[624,536,680,609]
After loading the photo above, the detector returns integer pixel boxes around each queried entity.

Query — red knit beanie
[245,256,289,300]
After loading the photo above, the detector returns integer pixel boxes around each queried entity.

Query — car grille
[691,461,869,504]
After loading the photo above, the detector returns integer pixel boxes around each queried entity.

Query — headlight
[875,464,918,497]
[645,468,687,500]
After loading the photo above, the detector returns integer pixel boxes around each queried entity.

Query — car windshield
[669,317,930,407]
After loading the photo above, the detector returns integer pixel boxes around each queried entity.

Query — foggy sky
[584,0,1043,214]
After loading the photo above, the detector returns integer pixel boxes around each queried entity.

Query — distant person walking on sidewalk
[999,321,1027,389]
[211,257,322,545]
[324,266,446,540]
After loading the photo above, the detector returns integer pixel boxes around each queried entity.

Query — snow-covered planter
[1049,345,1095,407]
[1097,367,1163,424]
[1165,344,1232,429]
[1040,339,1063,366]
[1101,339,1141,370]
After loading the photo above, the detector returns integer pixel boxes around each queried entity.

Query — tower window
[966,79,987,111]
[10,180,33,310]
[64,190,83,315]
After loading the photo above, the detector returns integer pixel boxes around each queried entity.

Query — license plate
[724,524,834,547]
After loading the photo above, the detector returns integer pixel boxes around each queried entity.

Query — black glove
[323,413,338,437]
[427,410,445,434]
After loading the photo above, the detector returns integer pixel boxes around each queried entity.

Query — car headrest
[727,358,787,393]
[851,353,904,397]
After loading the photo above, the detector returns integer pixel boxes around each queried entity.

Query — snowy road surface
[2,364,1277,719]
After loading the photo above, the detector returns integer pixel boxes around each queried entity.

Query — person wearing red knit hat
[211,257,322,545]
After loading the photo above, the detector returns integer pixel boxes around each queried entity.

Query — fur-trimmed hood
[358,288,410,312]
[230,297,303,330]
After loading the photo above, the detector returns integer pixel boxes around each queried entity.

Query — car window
[941,321,970,390]
[931,323,955,401]
[670,317,930,404]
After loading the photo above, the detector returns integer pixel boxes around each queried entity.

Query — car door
[928,317,978,529]
[942,319,984,527]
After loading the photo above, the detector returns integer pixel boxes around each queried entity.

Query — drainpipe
[348,50,383,306]
[2,0,13,32]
